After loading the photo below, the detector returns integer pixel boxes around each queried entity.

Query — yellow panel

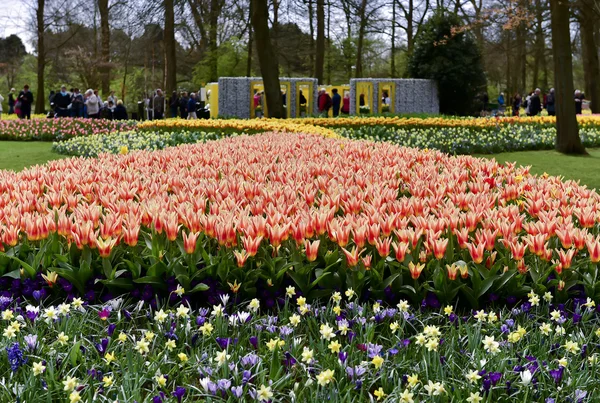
[296,81,314,118]
[356,82,373,115]
[377,82,395,114]
[206,83,219,118]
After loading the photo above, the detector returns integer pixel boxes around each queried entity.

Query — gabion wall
[349,79,439,115]
[218,77,318,118]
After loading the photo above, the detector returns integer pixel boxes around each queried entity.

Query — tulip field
[2,116,600,401]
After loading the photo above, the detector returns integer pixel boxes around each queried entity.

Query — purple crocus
[249,336,258,350]
[172,386,186,402]
[95,338,109,355]
[231,385,243,398]
[549,367,564,384]
[152,392,166,403]
[217,379,231,391]
[24,334,38,352]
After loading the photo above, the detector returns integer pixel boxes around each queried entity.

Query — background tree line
[0,0,598,120]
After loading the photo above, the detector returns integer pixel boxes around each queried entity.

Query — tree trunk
[315,0,325,84]
[406,0,415,59]
[208,0,220,82]
[35,0,46,114]
[355,0,368,78]
[308,0,315,75]
[391,0,396,77]
[532,0,544,90]
[164,0,177,94]
[98,0,110,97]
[550,0,586,154]
[251,0,284,118]
[515,19,526,94]
[246,0,253,76]
[580,0,600,113]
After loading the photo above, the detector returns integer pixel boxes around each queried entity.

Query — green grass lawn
[478,148,600,190]
[0,141,67,171]
[0,141,598,191]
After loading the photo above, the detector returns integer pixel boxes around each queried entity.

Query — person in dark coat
[546,88,555,116]
[53,86,71,117]
[331,88,341,117]
[528,88,542,116]
[113,100,128,120]
[179,92,189,119]
[574,90,585,115]
[18,84,34,119]
[169,91,178,118]
[512,93,521,117]
[8,88,15,114]
[299,90,307,105]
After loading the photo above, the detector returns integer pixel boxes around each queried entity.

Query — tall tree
[315,0,325,84]
[164,0,177,94]
[355,0,368,77]
[246,0,254,76]
[391,0,396,77]
[35,0,46,114]
[251,0,284,118]
[578,0,600,113]
[549,0,585,154]
[98,0,111,96]
[0,35,27,90]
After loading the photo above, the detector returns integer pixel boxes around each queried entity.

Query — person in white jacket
[0,93,4,119]
[85,89,100,118]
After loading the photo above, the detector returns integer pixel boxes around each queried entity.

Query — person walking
[71,89,84,117]
[169,91,178,118]
[107,90,116,106]
[341,93,350,114]
[113,100,128,120]
[187,93,198,119]
[574,90,585,115]
[153,89,165,119]
[179,92,189,119]
[84,89,100,119]
[18,85,34,119]
[497,92,505,114]
[546,88,555,116]
[331,88,341,117]
[528,88,542,116]
[8,88,15,114]
[53,86,71,117]
[317,89,332,116]
[512,93,521,117]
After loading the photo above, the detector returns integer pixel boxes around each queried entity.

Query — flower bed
[137,118,339,138]
[52,130,227,157]
[0,294,599,401]
[1,114,47,120]
[1,132,600,308]
[336,125,600,154]
[0,118,136,141]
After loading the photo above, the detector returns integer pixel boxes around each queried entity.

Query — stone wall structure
[349,78,439,115]
[217,77,318,118]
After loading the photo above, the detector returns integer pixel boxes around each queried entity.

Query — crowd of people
[495,88,587,117]
[49,87,128,120]
[0,83,593,121]
[148,89,209,120]
[317,88,350,116]
[0,85,35,119]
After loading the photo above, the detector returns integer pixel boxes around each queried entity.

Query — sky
[0,1,35,52]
